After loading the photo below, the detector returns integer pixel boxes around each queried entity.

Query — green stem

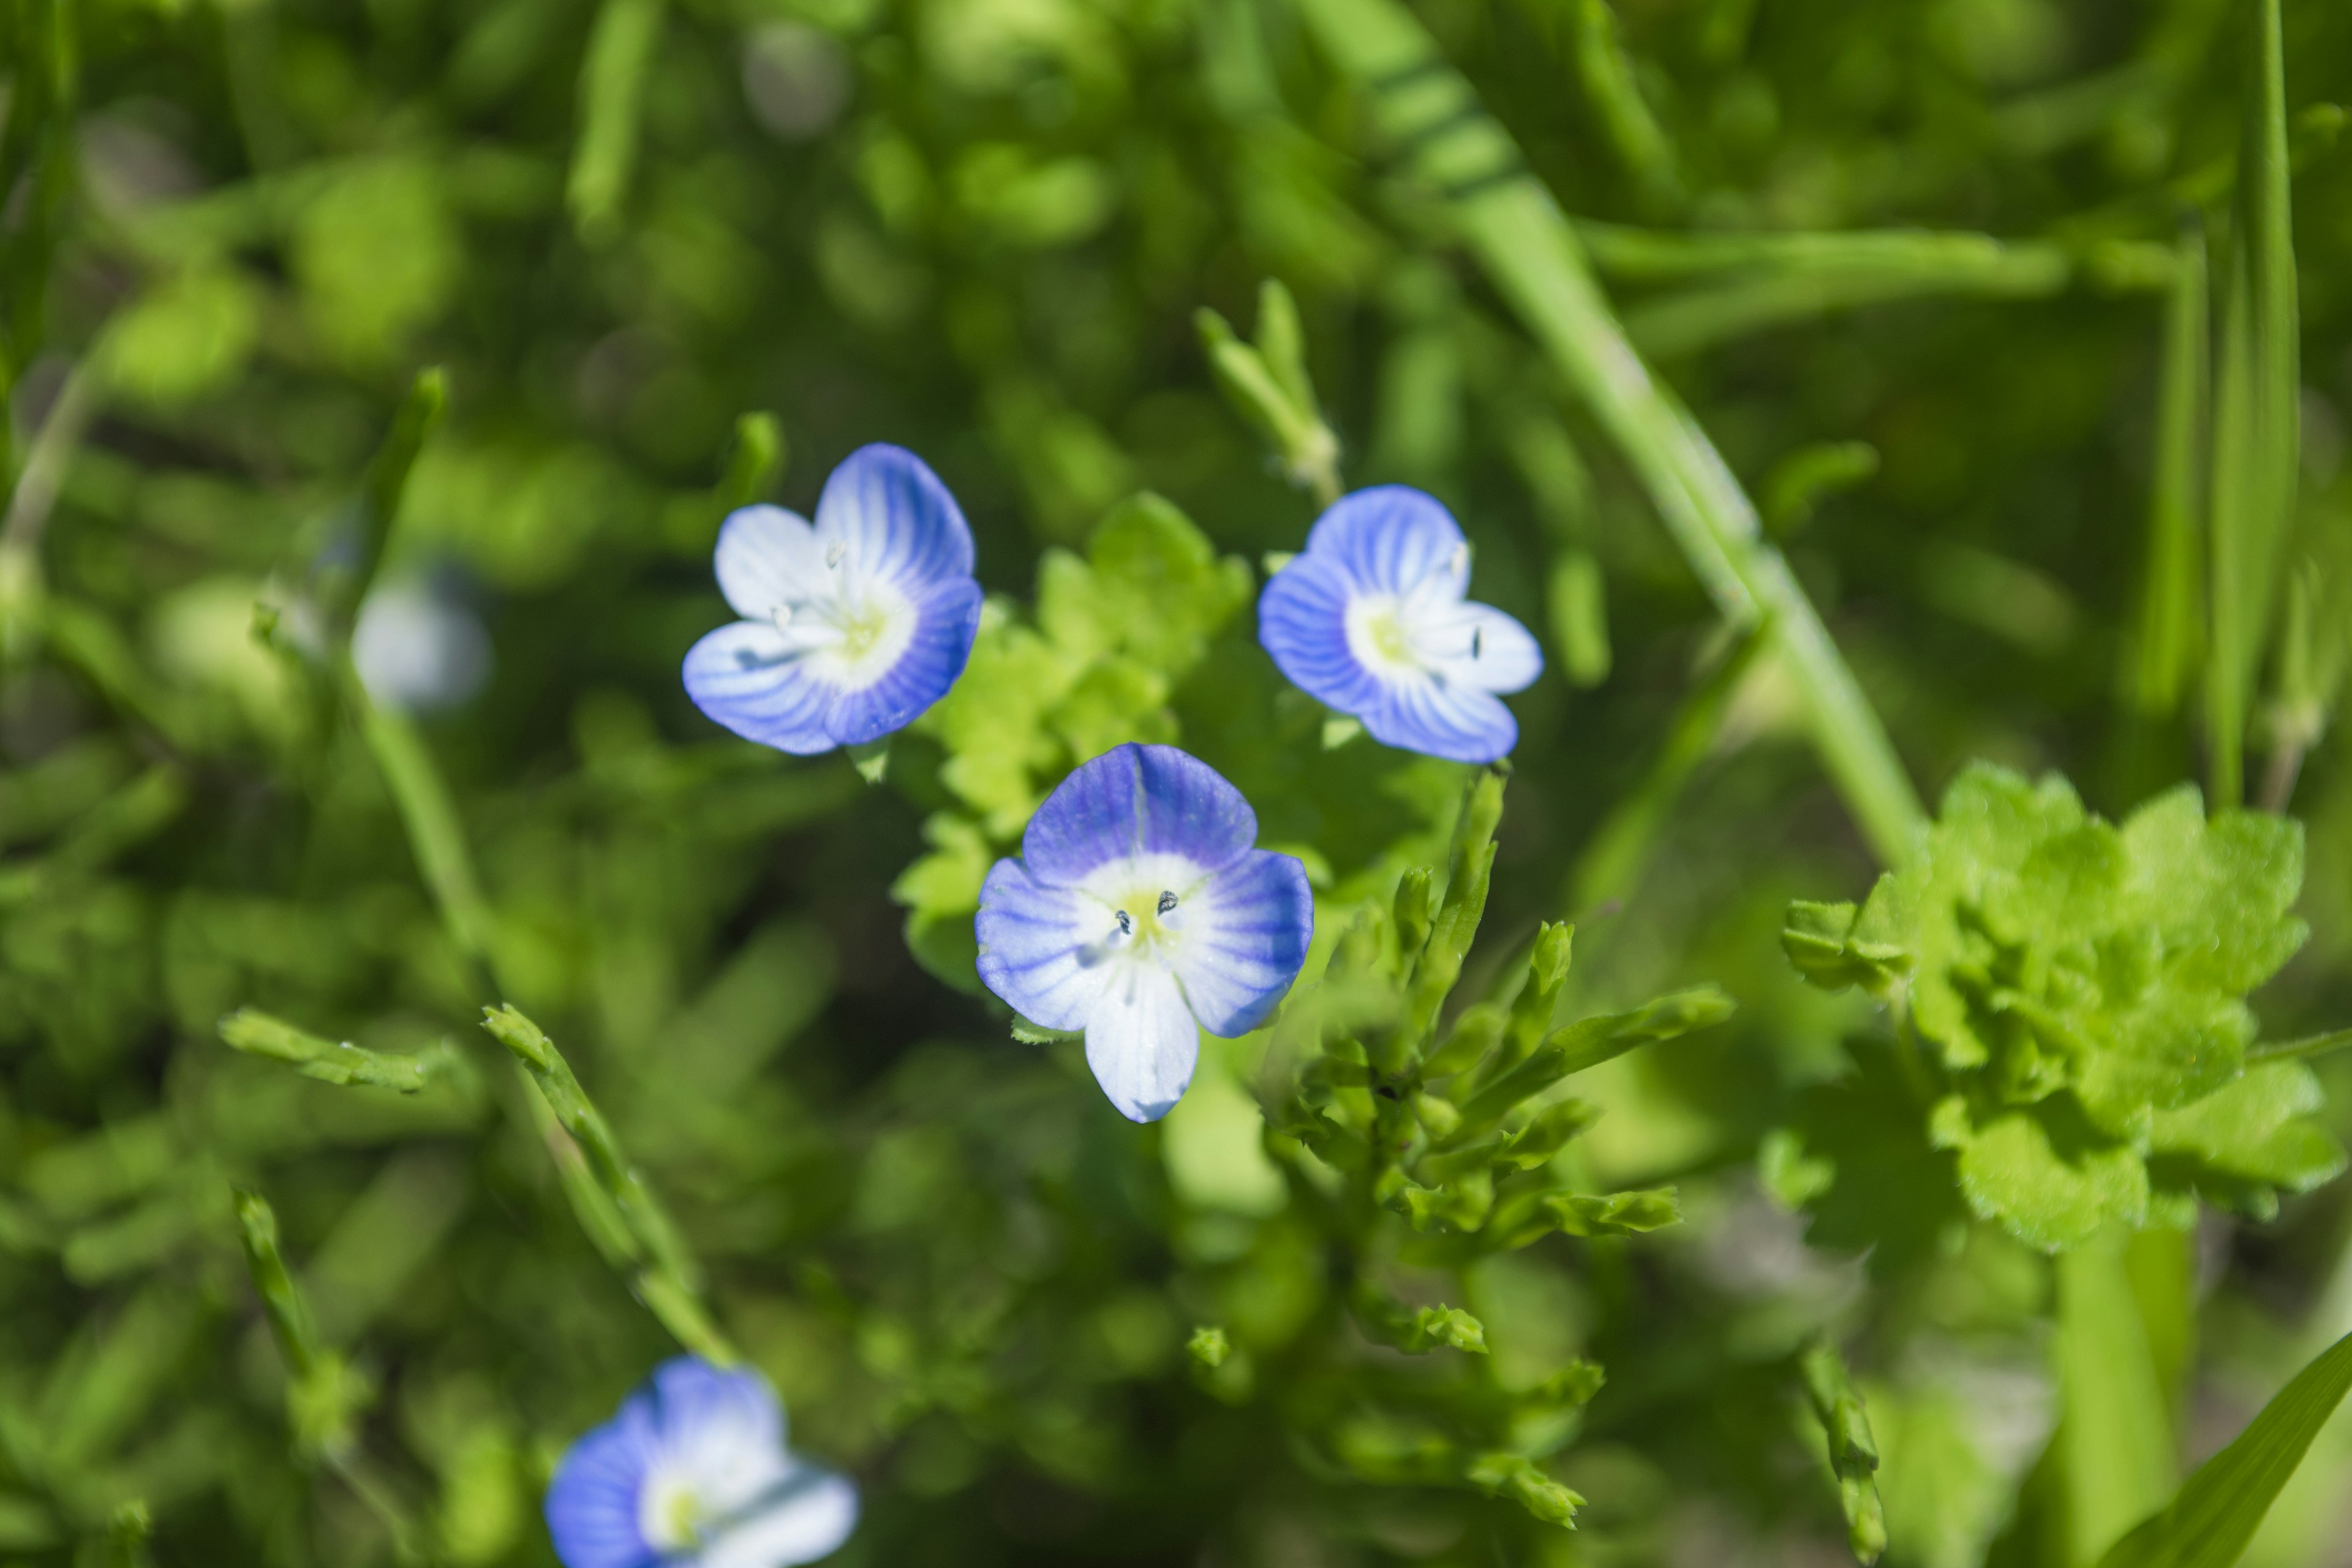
[2203,0,2298,808]
[1284,0,1926,863]
[2125,222,2209,718]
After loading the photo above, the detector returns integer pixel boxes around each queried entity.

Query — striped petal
[546,1401,660,1568]
[974,859,1120,1033]
[814,443,974,590]
[1167,848,1314,1037]
[713,506,826,621]
[1415,599,1544,693]
[1302,485,1466,598]
[1360,673,1518,764]
[1257,551,1384,717]
[682,622,835,756]
[1084,963,1201,1123]
[1018,743,1259,888]
[823,577,983,745]
[693,1468,859,1568]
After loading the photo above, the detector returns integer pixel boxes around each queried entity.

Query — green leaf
[1781,898,1909,997]
[1464,1452,1584,1528]
[1452,984,1733,1131]
[1784,763,2324,1248]
[2094,1328,2352,1568]
[217,1008,457,1095]
[1934,1095,2150,1254]
[1352,1284,1489,1354]
[1799,1336,1887,1566]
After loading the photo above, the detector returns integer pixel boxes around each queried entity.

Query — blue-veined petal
[682,622,834,755]
[815,443,974,589]
[545,1393,660,1568]
[822,577,984,746]
[974,859,1118,1031]
[1416,599,1543,693]
[692,1467,859,1568]
[1303,486,1466,598]
[1256,552,1384,717]
[1361,674,1518,764]
[1084,963,1200,1123]
[714,506,826,620]
[642,1360,787,1518]
[1167,848,1314,1037]
[1019,744,1258,888]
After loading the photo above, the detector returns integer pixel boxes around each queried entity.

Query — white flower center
[1347,592,1434,679]
[641,1474,709,1553]
[1075,853,1207,971]
[766,560,916,692]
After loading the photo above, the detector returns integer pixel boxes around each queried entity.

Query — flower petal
[692,1468,859,1568]
[714,506,826,620]
[1257,551,1384,717]
[813,444,974,589]
[644,1359,789,1521]
[1020,743,1258,888]
[1416,600,1544,693]
[1302,486,1467,598]
[682,622,835,755]
[975,858,1118,1031]
[1084,963,1200,1122]
[1360,675,1519,764]
[821,577,983,747]
[1167,848,1314,1037]
[546,1396,660,1568]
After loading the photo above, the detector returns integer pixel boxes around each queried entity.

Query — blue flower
[545,1357,858,1568]
[684,443,983,755]
[974,743,1314,1123]
[1257,486,1544,764]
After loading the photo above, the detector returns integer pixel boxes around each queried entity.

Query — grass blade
[2203,0,2297,806]
[2095,1329,2352,1568]
[568,0,666,243]
[1285,0,1926,864]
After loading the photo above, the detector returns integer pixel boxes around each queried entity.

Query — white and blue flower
[545,1357,857,1568]
[1257,486,1543,764]
[974,743,1313,1123]
[684,443,983,755]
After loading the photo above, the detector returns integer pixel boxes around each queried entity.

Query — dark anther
[1472,627,1483,658]
[1116,910,1132,935]
[1157,891,1178,914]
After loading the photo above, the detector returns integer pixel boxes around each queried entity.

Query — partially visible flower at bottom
[974,743,1314,1123]
[545,1357,857,1568]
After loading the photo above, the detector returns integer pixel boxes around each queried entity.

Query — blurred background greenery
[7,0,2352,1561]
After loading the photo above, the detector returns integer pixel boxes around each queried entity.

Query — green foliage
[1781,764,2343,1252]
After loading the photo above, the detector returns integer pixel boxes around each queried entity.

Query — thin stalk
[2126,221,2209,718]
[2203,0,2298,807]
[1283,0,1926,862]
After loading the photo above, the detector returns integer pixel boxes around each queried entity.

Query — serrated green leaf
[1784,763,2325,1246]
[1936,1096,2149,1253]
[1782,897,1910,996]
